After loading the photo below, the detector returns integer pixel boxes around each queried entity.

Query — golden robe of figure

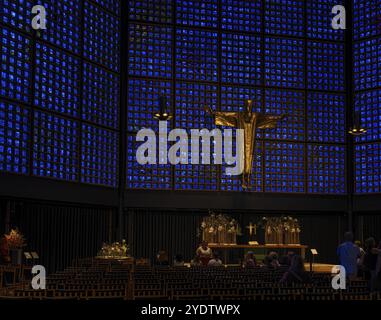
[206,100,286,189]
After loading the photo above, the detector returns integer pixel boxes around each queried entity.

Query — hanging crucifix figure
[205,100,286,189]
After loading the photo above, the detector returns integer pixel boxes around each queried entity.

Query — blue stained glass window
[38,0,81,54]
[175,82,217,129]
[354,38,381,91]
[127,79,172,132]
[307,92,346,143]
[176,29,218,82]
[1,28,32,104]
[91,0,120,15]
[355,143,381,193]
[83,62,119,129]
[176,0,218,28]
[34,43,80,118]
[32,111,79,181]
[128,24,172,78]
[2,0,33,33]
[84,1,120,72]
[174,82,218,190]
[307,41,345,91]
[221,0,261,33]
[308,144,345,194]
[221,33,262,85]
[265,142,305,193]
[81,124,118,187]
[221,136,263,192]
[264,89,304,141]
[354,0,381,40]
[307,0,345,41]
[127,135,172,189]
[0,101,30,174]
[264,0,304,37]
[264,37,304,89]
[128,0,172,23]
[355,90,381,142]
[220,86,262,113]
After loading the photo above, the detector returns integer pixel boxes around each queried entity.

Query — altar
[209,244,308,265]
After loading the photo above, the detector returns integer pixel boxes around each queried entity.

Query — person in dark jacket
[280,255,310,284]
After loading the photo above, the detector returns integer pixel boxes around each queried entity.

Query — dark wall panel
[124,209,346,264]
[8,201,114,272]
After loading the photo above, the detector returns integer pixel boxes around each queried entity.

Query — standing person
[337,232,361,280]
[196,241,213,266]
[355,240,366,277]
[363,237,381,291]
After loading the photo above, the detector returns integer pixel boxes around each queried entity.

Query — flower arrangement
[258,216,301,245]
[4,228,26,249]
[198,211,241,244]
[97,239,130,259]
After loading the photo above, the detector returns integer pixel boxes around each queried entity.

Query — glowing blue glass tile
[127,79,172,132]
[354,38,381,91]
[127,135,172,189]
[221,33,262,85]
[128,24,172,78]
[307,41,345,91]
[83,62,119,129]
[81,124,118,187]
[34,43,80,118]
[355,90,381,142]
[128,0,172,23]
[1,28,32,103]
[176,0,218,28]
[38,0,81,54]
[174,82,218,190]
[264,37,304,89]
[308,144,345,194]
[221,0,261,33]
[264,0,304,37]
[264,89,305,141]
[0,101,30,174]
[1,0,34,33]
[84,1,120,72]
[355,143,381,193]
[176,29,218,82]
[32,111,79,181]
[307,92,345,143]
[354,0,381,40]
[307,0,345,41]
[91,0,120,15]
[264,142,305,193]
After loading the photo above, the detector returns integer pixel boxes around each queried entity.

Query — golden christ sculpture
[205,100,286,189]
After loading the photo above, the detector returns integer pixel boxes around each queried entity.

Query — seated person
[208,252,223,267]
[280,255,310,284]
[173,254,185,267]
[243,251,257,268]
[196,241,213,266]
[190,255,201,267]
[155,250,169,266]
[265,251,280,269]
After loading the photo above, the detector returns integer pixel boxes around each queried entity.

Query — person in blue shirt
[337,232,361,280]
